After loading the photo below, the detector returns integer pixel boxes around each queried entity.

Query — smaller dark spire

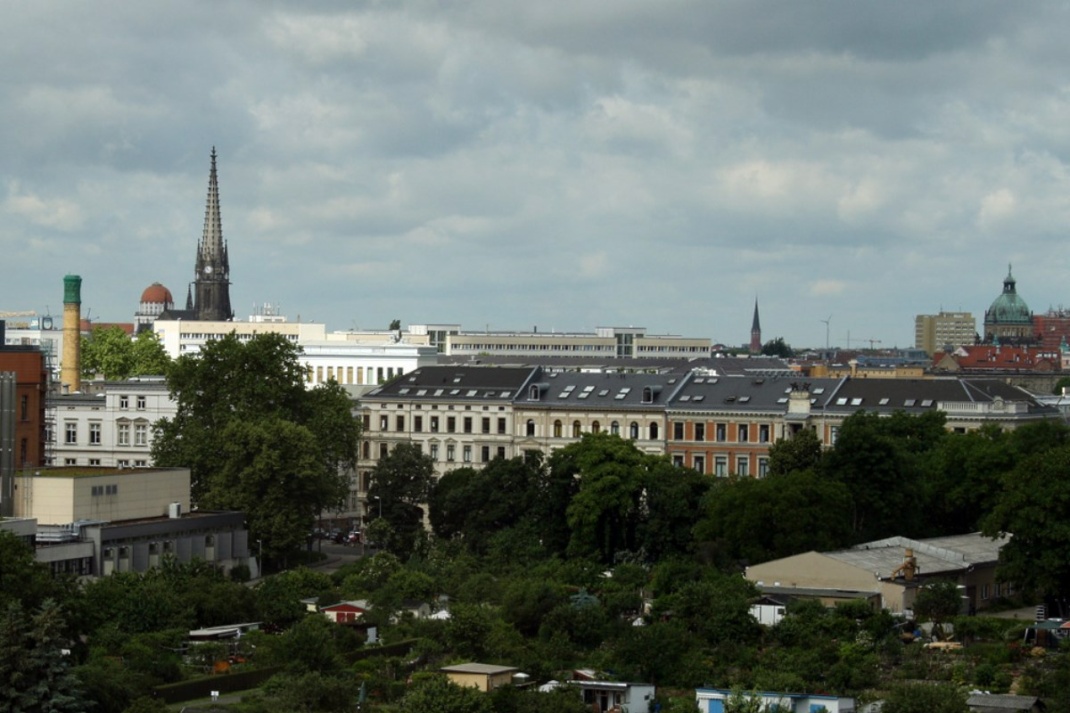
[749,298,762,354]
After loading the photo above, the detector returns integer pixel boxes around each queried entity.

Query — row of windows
[452,343,617,352]
[672,422,771,444]
[117,395,148,410]
[308,365,403,385]
[980,582,1014,600]
[91,484,118,496]
[63,458,147,467]
[63,422,149,447]
[374,442,508,464]
[524,420,659,440]
[672,453,770,478]
[377,414,509,435]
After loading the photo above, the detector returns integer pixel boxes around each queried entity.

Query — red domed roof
[140,282,174,305]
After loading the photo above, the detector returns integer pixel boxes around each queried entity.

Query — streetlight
[373,495,381,519]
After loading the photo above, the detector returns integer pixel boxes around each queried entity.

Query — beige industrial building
[13,466,190,524]
[745,533,1008,614]
[3,465,251,579]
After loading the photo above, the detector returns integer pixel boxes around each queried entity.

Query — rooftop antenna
[820,315,832,351]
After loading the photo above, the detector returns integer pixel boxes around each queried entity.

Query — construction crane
[865,338,882,350]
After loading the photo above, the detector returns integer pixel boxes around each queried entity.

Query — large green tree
[822,410,947,541]
[559,433,647,562]
[0,599,87,712]
[368,442,436,557]
[428,455,549,555]
[152,333,358,564]
[81,326,171,380]
[767,427,823,477]
[982,442,1070,611]
[0,530,76,613]
[694,469,853,566]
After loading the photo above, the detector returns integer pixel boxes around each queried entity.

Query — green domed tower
[984,265,1034,343]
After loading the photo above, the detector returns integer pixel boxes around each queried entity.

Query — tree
[398,674,491,713]
[923,425,1014,535]
[982,443,1070,611]
[821,411,946,541]
[913,581,964,634]
[761,337,794,358]
[389,319,402,330]
[130,330,172,376]
[428,456,548,554]
[368,442,436,557]
[206,417,346,561]
[0,529,75,613]
[557,433,647,563]
[639,457,711,560]
[81,326,171,380]
[767,427,823,477]
[152,333,358,563]
[0,599,87,712]
[693,470,852,565]
[881,682,968,713]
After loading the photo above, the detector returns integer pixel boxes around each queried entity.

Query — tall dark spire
[749,299,762,354]
[200,147,225,263]
[192,147,233,321]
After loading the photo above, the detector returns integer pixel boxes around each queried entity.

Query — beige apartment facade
[915,311,976,356]
[511,371,675,459]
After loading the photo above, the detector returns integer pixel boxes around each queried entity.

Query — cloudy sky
[3,2,1070,350]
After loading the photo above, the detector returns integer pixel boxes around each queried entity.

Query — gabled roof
[366,366,539,401]
[667,374,839,412]
[830,533,1007,577]
[966,692,1044,711]
[522,371,685,409]
[934,345,1060,372]
[819,377,1049,415]
[440,662,519,675]
[321,600,368,612]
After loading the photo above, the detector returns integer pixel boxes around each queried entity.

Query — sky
[4,2,1070,350]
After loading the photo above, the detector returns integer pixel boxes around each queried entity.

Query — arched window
[649,422,659,440]
[629,422,640,439]
[572,421,582,438]
[526,420,536,437]
[553,420,563,438]
[592,421,601,434]
[610,421,620,435]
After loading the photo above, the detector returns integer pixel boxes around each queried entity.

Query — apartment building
[49,378,175,468]
[512,370,677,459]
[357,366,540,516]
[915,311,977,356]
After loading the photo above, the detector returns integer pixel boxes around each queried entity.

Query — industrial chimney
[61,275,81,393]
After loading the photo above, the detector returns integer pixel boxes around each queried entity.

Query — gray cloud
[2,1,1069,349]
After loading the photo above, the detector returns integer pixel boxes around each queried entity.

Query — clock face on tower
[204,265,214,275]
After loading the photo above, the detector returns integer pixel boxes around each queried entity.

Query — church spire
[200,147,225,264]
[749,298,762,354]
[191,147,233,321]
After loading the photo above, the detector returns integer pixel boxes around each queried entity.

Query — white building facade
[49,378,175,468]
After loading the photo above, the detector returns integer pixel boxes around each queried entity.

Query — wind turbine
[820,315,832,351]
